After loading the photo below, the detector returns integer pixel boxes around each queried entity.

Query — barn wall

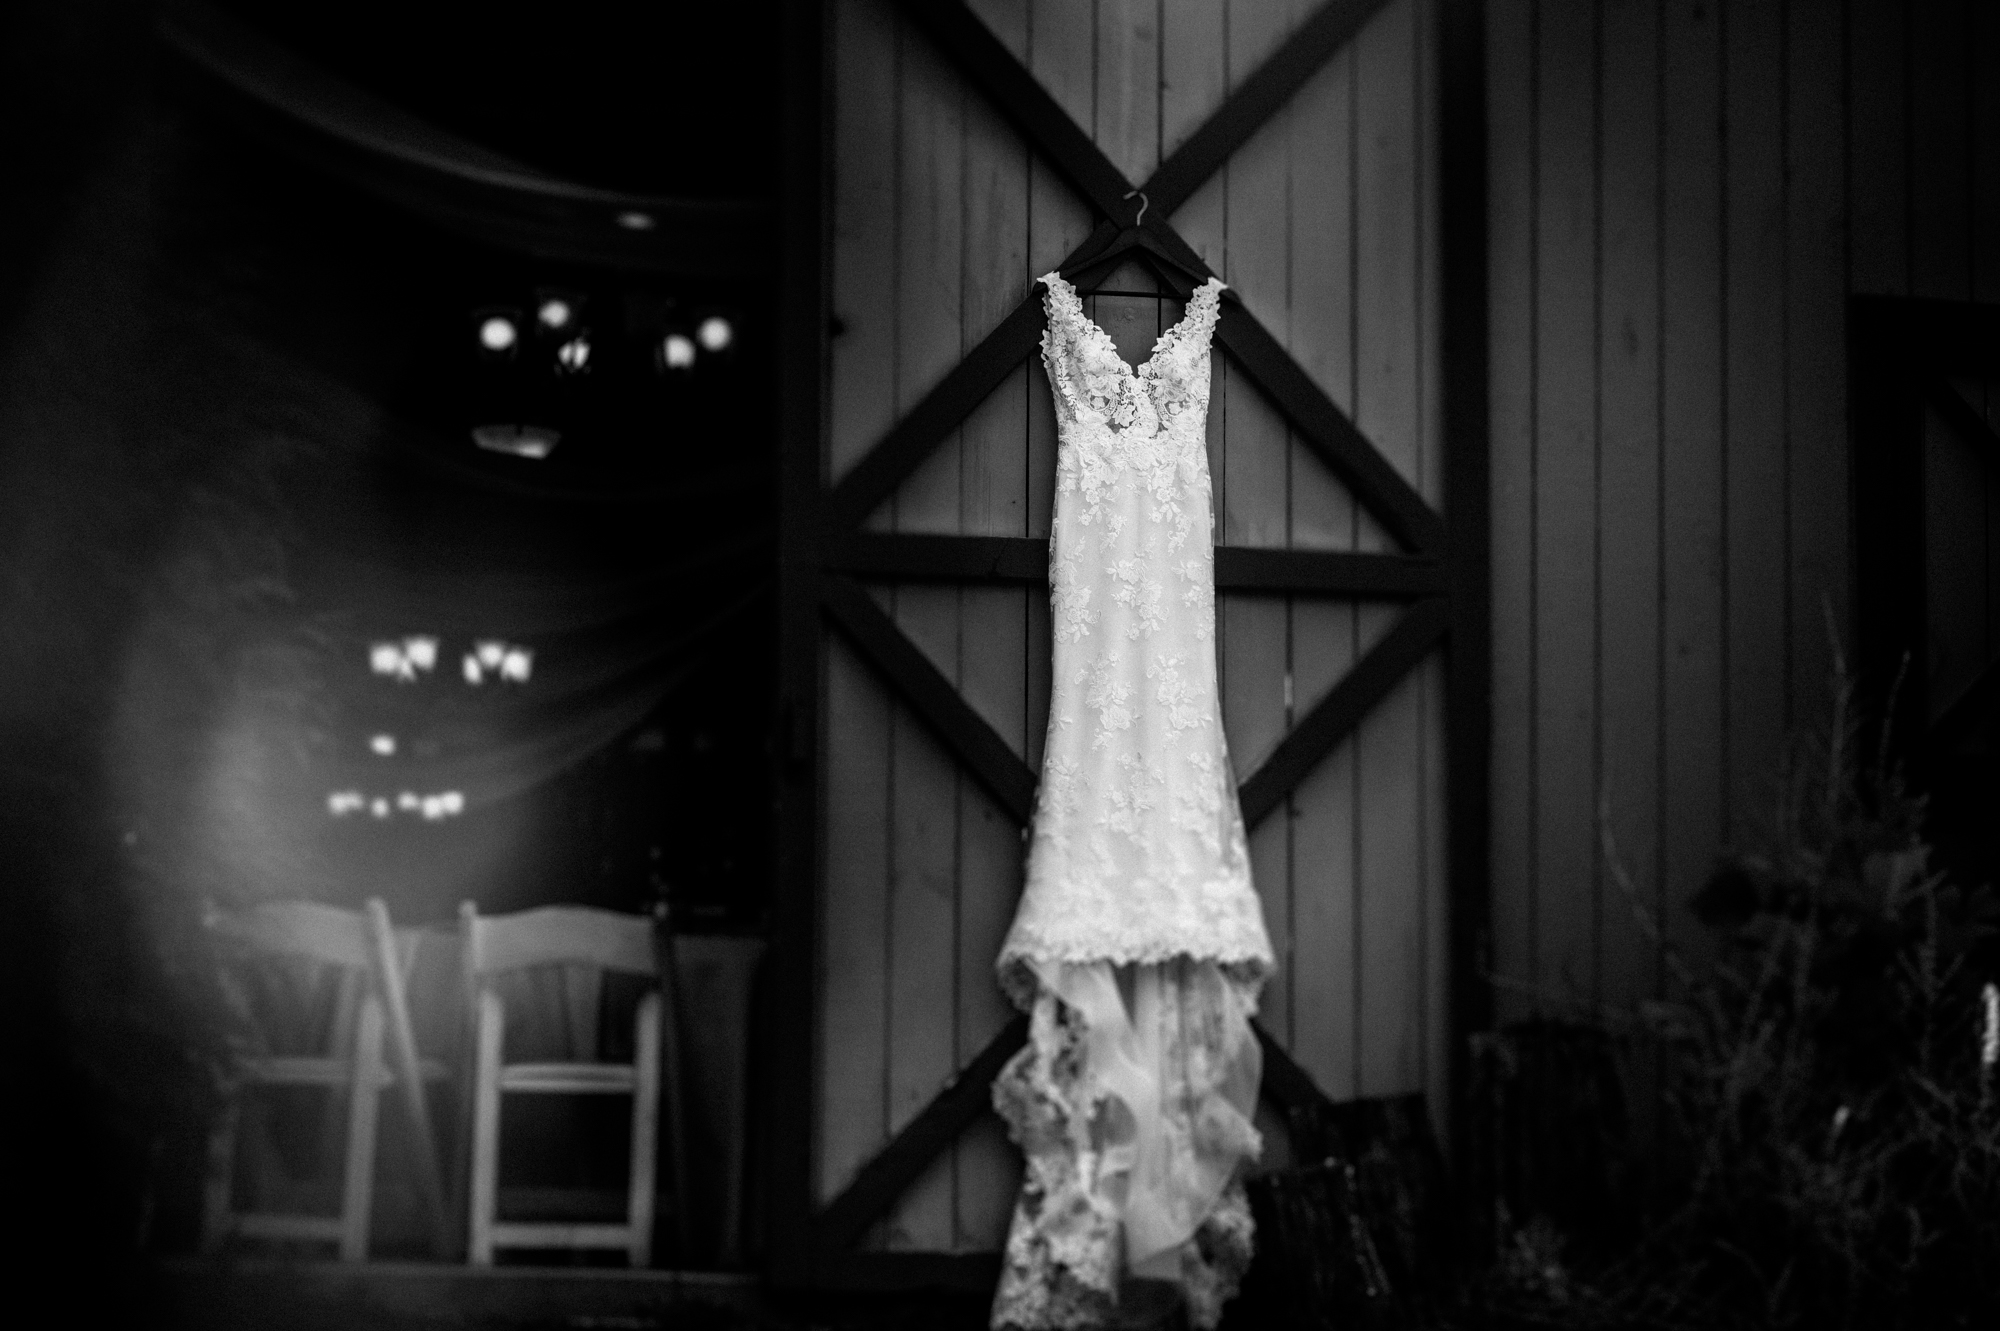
[820,0,1447,1253]
[1485,0,2000,1020]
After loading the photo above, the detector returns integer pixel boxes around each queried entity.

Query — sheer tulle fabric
[991,276,1273,1330]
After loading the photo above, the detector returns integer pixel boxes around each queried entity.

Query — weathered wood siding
[1486,0,2000,1020]
[822,0,1446,1252]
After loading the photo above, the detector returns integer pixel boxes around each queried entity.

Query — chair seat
[239,1055,450,1086]
[485,1221,638,1250]
[234,1214,349,1243]
[498,1061,638,1094]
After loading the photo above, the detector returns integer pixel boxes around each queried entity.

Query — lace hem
[989,957,1263,1330]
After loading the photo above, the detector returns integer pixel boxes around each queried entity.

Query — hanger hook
[1122,189,1149,227]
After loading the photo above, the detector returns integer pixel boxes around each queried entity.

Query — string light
[536,294,579,332]
[326,788,467,821]
[473,307,522,358]
[697,316,734,353]
[462,640,533,685]
[660,332,697,371]
[370,637,440,681]
[555,335,592,374]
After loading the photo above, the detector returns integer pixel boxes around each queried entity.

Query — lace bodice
[996,273,1274,992]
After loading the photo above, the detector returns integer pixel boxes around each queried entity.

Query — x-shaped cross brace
[808,0,1445,1268]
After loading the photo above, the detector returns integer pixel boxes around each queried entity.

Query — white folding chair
[458,903,674,1266]
[201,898,450,1261]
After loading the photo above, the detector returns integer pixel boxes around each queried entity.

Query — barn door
[769,0,1489,1291]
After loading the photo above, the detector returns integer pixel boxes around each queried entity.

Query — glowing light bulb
[555,336,591,372]
[478,316,518,352]
[697,316,734,352]
[537,298,573,330]
[370,734,396,757]
[661,333,697,370]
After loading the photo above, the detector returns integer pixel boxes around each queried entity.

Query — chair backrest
[208,900,375,970]
[458,904,660,980]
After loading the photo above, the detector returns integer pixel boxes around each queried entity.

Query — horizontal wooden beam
[824,532,1446,597]
[820,575,1038,824]
[1238,596,1451,825]
[1217,546,1447,597]
[810,1016,1028,1256]
[823,533,1048,584]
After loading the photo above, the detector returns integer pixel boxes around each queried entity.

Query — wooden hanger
[1056,192,1215,297]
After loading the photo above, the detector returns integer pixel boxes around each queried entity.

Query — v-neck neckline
[1043,272,1224,379]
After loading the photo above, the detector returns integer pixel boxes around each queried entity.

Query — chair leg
[627,990,663,1268]
[364,900,451,1259]
[199,1093,241,1256]
[657,932,693,1264]
[468,988,505,1266]
[339,994,387,1262]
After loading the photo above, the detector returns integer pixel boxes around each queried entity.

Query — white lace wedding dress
[990,273,1273,1331]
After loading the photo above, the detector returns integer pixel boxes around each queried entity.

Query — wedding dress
[990,272,1273,1330]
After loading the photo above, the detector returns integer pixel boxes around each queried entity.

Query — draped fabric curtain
[117,391,773,922]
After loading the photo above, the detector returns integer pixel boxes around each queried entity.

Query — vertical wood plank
[829,0,901,485]
[1907,0,1972,302]
[1659,0,1726,969]
[1846,0,1908,296]
[819,0,899,1209]
[1219,0,1300,1055]
[1785,0,1850,738]
[1286,30,1361,1099]
[1354,0,1426,1096]
[1414,0,1449,1140]
[1485,0,1538,1023]
[1289,601,1360,1098]
[1096,0,1164,184]
[883,20,965,1248]
[954,27,1032,1244]
[1596,0,1663,1012]
[1028,0,1096,142]
[1162,0,1230,161]
[1289,45,1361,545]
[1530,0,1600,1009]
[968,0,1030,58]
[819,638,892,1205]
[1724,0,1789,843]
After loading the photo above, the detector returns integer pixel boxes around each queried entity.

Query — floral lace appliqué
[996,272,1270,1331]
